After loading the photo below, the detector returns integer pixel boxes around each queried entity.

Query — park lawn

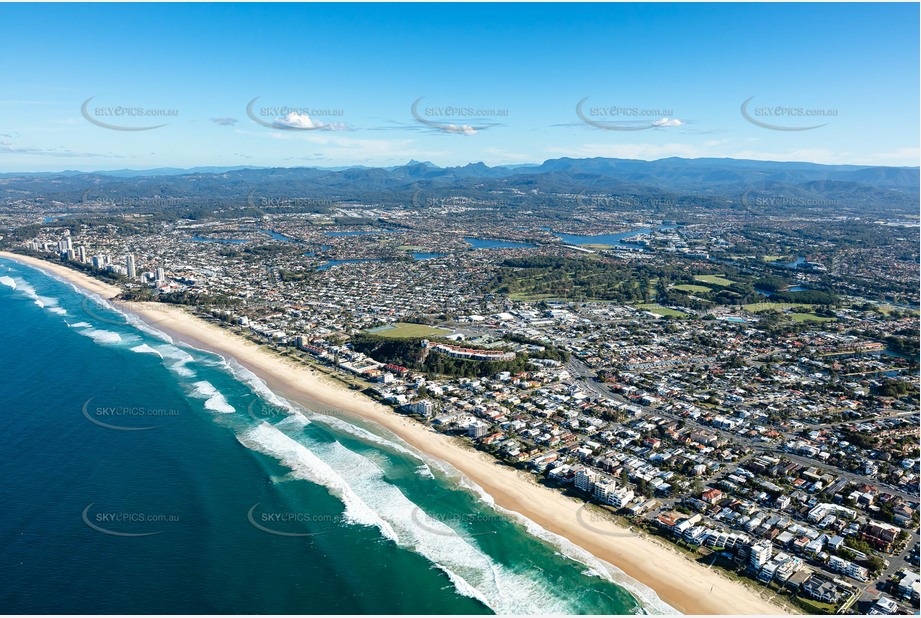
[694,274,736,287]
[369,322,450,338]
[581,243,617,250]
[794,596,837,614]
[743,302,815,312]
[673,284,712,294]
[789,313,836,323]
[636,303,688,317]
[396,245,426,251]
[761,255,788,262]
[508,292,563,301]
[742,303,835,323]
[874,304,919,316]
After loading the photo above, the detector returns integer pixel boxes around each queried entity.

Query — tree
[691,478,704,495]
[866,555,886,576]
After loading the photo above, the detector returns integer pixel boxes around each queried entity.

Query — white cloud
[438,124,479,136]
[274,112,347,131]
[651,117,683,128]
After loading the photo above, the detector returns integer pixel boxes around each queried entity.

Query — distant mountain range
[1,157,917,217]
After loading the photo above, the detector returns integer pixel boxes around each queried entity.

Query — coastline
[0,251,121,299]
[1,252,793,615]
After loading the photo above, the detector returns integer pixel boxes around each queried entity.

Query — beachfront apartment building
[594,479,634,509]
[574,468,598,493]
[757,553,803,584]
[468,420,490,439]
[827,555,869,582]
[749,540,773,571]
[408,399,434,417]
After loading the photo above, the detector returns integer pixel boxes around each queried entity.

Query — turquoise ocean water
[0,257,668,615]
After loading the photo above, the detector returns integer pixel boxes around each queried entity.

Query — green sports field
[367,322,450,338]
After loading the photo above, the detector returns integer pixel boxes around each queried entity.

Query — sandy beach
[118,300,793,616]
[1,252,792,615]
[0,251,121,299]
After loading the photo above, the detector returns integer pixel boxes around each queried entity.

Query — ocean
[0,257,665,615]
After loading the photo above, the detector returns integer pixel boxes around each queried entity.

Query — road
[459,325,920,611]
[563,356,919,502]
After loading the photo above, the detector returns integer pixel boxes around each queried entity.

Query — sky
[0,2,918,172]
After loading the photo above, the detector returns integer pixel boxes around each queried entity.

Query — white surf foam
[79,294,128,324]
[458,477,678,615]
[155,344,197,377]
[172,365,196,378]
[275,414,311,431]
[236,423,396,539]
[0,275,58,309]
[69,321,92,329]
[81,329,122,345]
[123,312,175,343]
[85,298,671,614]
[310,411,425,461]
[189,380,235,414]
[130,344,163,358]
[48,307,67,315]
[176,343,450,484]
[9,276,59,310]
[219,357,430,456]
[223,358,301,415]
[190,380,219,398]
[204,394,235,413]
[269,424,578,615]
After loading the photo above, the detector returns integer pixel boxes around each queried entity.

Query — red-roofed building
[702,488,723,504]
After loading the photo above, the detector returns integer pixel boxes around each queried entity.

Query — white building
[749,540,773,571]
[410,399,434,417]
[467,420,490,439]
[897,571,920,601]
[594,478,617,503]
[574,468,598,493]
[827,555,868,582]
[594,479,634,508]
[868,596,898,615]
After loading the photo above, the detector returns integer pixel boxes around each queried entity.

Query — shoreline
[0,251,122,299]
[1,251,794,615]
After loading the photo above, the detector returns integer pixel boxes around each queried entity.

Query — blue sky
[1,3,918,171]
